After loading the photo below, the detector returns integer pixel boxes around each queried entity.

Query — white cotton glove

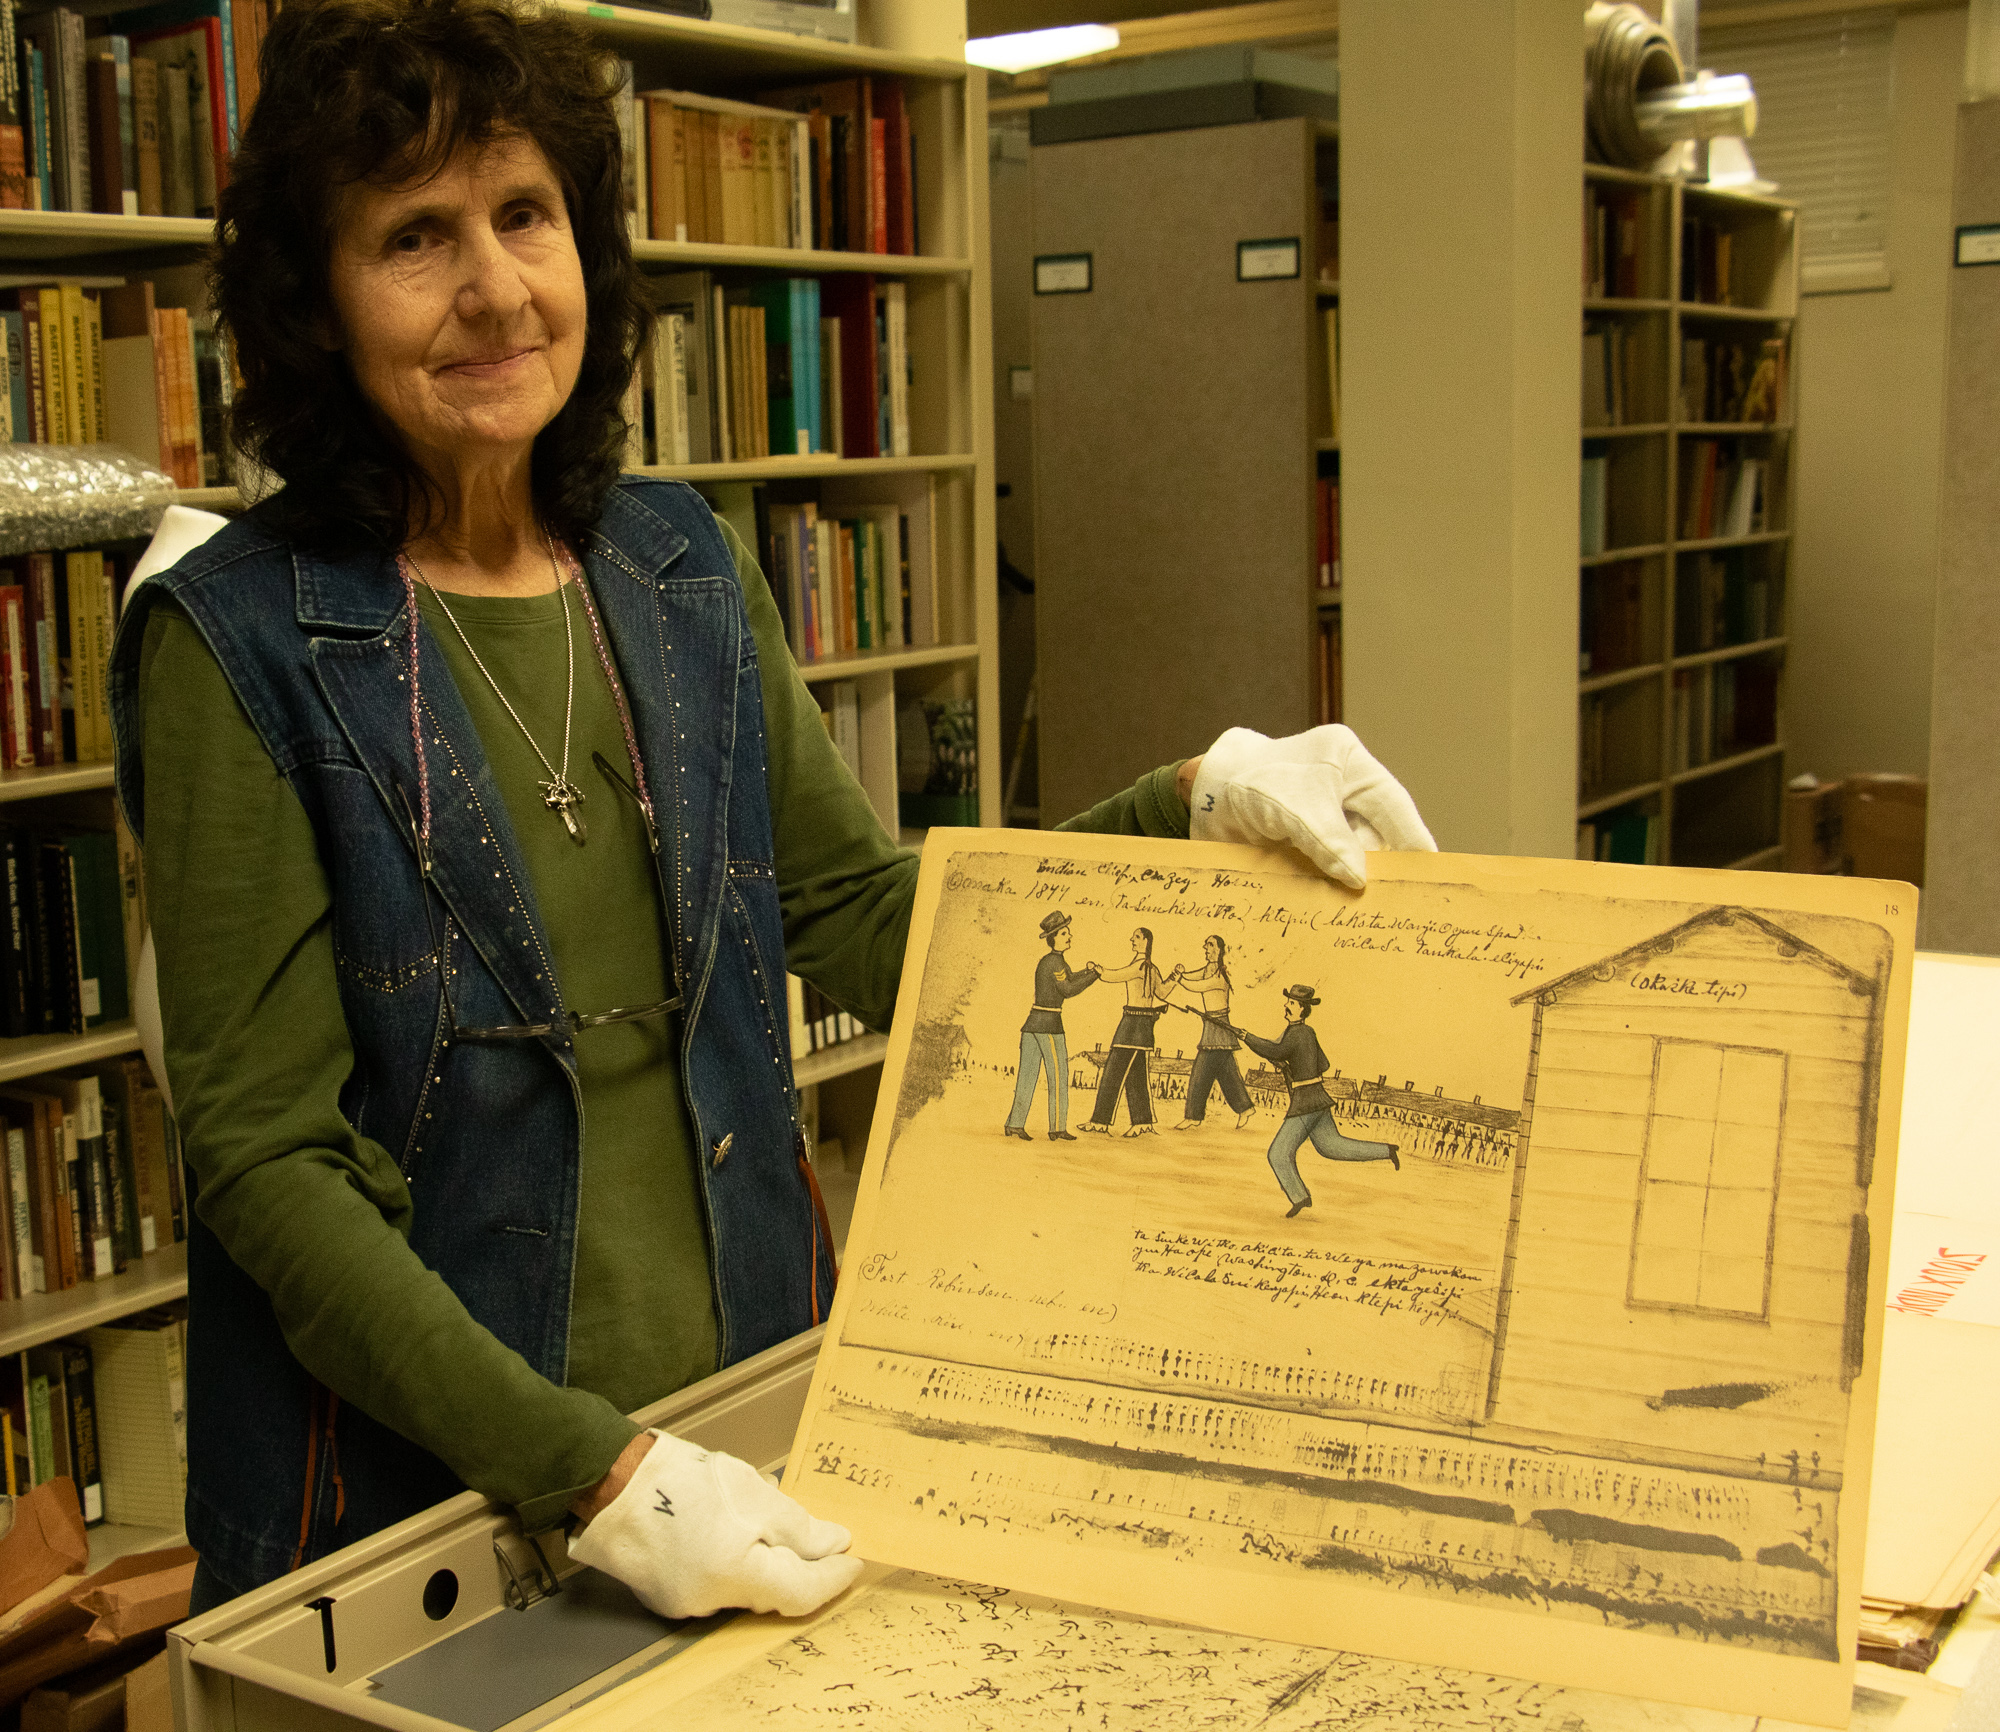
[567,1432,864,1620]
[1189,724,1436,890]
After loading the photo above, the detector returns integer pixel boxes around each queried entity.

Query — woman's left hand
[1182,725,1436,889]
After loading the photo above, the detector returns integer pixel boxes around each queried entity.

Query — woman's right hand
[567,1433,863,1619]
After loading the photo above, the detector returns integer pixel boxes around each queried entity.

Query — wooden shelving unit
[1578,165,1798,871]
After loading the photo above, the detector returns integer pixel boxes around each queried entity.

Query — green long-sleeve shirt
[139,514,1189,1534]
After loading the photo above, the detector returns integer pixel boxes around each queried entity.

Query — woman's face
[1130,928,1145,956]
[325,132,587,481]
[1203,936,1220,964]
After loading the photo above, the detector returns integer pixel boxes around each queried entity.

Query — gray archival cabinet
[165,1332,820,1730]
[1031,117,1321,823]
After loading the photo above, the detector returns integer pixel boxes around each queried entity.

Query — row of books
[1681,334,1787,425]
[0,820,140,1039]
[0,0,260,217]
[618,71,918,257]
[1314,475,1340,593]
[1,1303,188,1529]
[1583,185,1646,301]
[1675,549,1777,656]
[1678,444,1769,542]
[1681,214,1744,307]
[636,270,909,465]
[1579,444,1614,557]
[1578,687,1648,800]
[1314,609,1342,727]
[0,543,134,766]
[1581,320,1650,428]
[1579,559,1646,677]
[703,474,941,665]
[1672,657,1779,772]
[0,1059,183,1300]
[786,972,867,1056]
[1576,803,1660,865]
[5,271,229,489]
[1322,306,1339,443]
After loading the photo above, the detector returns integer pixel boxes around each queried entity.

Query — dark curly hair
[212,0,649,553]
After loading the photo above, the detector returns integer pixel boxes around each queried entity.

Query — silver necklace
[411,541,589,845]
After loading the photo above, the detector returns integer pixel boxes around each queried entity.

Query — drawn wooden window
[1628,1039,1786,1318]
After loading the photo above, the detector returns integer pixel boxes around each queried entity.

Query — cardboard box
[1844,774,1927,887]
[1783,778,1845,875]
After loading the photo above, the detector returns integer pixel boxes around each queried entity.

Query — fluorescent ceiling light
[965,24,1120,76]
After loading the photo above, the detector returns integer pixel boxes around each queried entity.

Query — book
[82,51,123,215]
[0,1089,61,1291]
[156,58,192,216]
[117,1059,173,1253]
[85,1305,188,1527]
[0,584,31,769]
[644,94,685,243]
[0,0,27,211]
[1580,442,1609,558]
[24,551,59,763]
[24,1343,68,1484]
[52,1073,109,1280]
[653,311,690,465]
[62,549,108,760]
[130,50,160,215]
[35,836,80,1037]
[7,292,47,443]
[1,311,25,439]
[0,829,31,1038]
[60,1339,101,1521]
[24,45,50,212]
[650,272,716,465]
[66,828,125,1025]
[875,280,907,457]
[819,274,878,458]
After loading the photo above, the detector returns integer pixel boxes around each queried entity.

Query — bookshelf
[1577,166,1798,872]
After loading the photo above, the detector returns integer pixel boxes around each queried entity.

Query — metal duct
[1636,72,1758,148]
[1585,2,1685,168]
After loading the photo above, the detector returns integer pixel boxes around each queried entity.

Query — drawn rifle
[1168,1003,1240,1036]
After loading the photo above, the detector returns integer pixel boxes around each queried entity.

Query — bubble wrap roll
[0,445,178,557]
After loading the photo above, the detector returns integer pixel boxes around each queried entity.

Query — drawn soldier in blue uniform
[1235,984,1399,1217]
[1004,911,1101,1141]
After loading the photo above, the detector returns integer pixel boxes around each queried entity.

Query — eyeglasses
[397,783,681,1046]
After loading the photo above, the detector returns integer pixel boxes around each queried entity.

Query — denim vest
[108,478,831,1590]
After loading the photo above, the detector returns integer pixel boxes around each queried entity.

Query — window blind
[1703,9,1897,293]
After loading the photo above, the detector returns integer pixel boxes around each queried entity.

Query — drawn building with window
[1484,906,1887,1475]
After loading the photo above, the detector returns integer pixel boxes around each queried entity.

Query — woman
[1170,934,1254,1131]
[1082,927,1170,1137]
[109,0,1433,1621]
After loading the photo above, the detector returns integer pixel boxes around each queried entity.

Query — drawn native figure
[1235,984,1399,1217]
[1003,911,1100,1141]
[1080,926,1171,1138]
[1166,934,1255,1131]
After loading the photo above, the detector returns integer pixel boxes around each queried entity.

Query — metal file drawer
[167,1328,822,1732]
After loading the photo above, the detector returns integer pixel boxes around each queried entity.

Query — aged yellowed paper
[560,1568,1955,1732]
[784,836,1913,1726]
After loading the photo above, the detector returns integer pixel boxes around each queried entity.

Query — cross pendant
[542,776,587,845]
